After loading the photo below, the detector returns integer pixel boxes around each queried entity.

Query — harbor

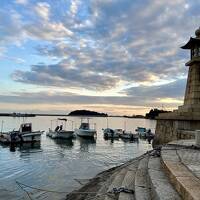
[1,0,200,199]
[0,116,155,200]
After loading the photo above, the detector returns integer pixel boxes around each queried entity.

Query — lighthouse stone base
[154,110,200,145]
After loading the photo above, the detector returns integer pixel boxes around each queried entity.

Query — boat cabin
[136,127,146,132]
[79,123,89,130]
[20,123,32,133]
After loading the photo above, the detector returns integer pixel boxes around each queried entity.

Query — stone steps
[94,159,139,200]
[134,155,151,200]
[67,141,200,200]
[104,168,128,200]
[94,168,122,200]
[161,146,200,200]
[148,155,181,200]
[118,161,139,200]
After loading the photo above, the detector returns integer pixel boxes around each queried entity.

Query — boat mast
[1,120,4,133]
[124,121,126,131]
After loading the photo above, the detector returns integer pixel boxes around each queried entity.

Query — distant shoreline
[0,113,149,119]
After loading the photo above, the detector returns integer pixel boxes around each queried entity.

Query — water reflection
[53,138,74,149]
[120,138,139,143]
[78,136,96,152]
[8,142,41,152]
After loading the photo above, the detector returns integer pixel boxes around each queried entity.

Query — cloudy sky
[0,0,200,115]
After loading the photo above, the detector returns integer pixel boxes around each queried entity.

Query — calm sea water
[0,116,156,200]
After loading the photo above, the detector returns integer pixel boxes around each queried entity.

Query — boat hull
[47,130,74,139]
[0,131,43,144]
[75,129,96,138]
[119,133,139,140]
[103,129,119,139]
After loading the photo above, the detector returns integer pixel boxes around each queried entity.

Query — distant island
[0,109,170,119]
[68,110,108,117]
[145,108,171,119]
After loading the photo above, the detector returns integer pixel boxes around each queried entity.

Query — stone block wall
[154,119,197,145]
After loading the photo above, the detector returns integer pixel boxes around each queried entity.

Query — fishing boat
[46,118,74,139]
[119,131,139,140]
[135,127,154,139]
[0,123,43,144]
[135,127,147,138]
[74,118,96,138]
[114,129,123,135]
[103,128,120,139]
[102,117,119,139]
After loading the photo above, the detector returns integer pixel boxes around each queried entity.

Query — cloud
[0,91,182,114]
[1,0,200,114]
[34,2,50,21]
[15,0,28,5]
[12,62,119,90]
[1,79,185,108]
[126,79,186,99]
[0,10,26,46]
[29,0,198,88]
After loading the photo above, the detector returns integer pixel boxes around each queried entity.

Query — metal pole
[124,121,126,131]
[1,120,4,133]
[71,121,74,130]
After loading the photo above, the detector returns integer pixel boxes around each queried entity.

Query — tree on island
[68,110,108,117]
[145,108,171,119]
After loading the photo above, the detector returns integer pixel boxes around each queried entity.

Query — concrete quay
[66,140,200,200]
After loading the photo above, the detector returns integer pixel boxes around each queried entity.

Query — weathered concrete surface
[161,141,200,200]
[66,139,200,200]
[148,156,181,200]
[66,156,142,200]
[134,156,151,200]
[105,168,128,200]
[118,161,138,200]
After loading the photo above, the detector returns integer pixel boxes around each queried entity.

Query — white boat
[74,119,96,138]
[103,128,119,139]
[46,118,74,139]
[0,123,43,144]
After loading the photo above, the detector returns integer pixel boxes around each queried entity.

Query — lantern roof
[181,37,200,49]
[181,27,200,49]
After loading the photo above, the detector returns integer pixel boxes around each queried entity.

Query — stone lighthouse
[180,27,200,112]
[154,27,200,145]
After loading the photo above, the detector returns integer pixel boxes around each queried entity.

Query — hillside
[68,110,108,117]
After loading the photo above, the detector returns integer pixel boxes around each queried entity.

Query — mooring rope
[16,180,135,200]
[15,180,100,194]
[16,181,33,200]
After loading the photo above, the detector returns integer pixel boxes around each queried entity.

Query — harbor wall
[154,116,199,145]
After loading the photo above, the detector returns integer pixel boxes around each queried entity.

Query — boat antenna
[1,120,4,133]
[124,121,126,131]
[71,121,74,130]
[106,117,109,128]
